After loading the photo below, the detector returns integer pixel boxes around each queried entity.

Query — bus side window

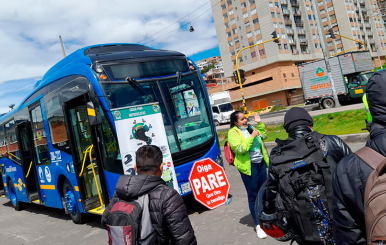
[30,105,51,165]
[0,124,7,158]
[44,93,71,155]
[97,106,123,175]
[5,120,21,165]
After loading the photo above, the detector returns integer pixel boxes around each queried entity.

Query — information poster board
[111,103,179,193]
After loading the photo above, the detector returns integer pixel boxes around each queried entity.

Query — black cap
[284,107,313,132]
[366,70,386,126]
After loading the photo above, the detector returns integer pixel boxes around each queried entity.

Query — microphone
[247,124,254,134]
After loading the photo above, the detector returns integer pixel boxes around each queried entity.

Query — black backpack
[270,132,336,245]
[105,193,157,245]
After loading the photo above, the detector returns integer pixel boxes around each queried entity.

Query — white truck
[209,91,234,126]
[299,51,374,108]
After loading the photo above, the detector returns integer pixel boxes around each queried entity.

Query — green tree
[200,65,215,74]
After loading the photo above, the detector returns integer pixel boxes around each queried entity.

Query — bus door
[16,121,41,204]
[63,94,107,214]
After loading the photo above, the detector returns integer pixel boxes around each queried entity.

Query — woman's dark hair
[230,111,243,129]
[136,145,163,174]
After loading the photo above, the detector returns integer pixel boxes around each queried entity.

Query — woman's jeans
[239,160,267,226]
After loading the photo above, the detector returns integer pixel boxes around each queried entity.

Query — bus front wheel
[62,180,86,224]
[8,180,24,211]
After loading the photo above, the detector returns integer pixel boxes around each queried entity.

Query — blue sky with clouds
[0,0,220,114]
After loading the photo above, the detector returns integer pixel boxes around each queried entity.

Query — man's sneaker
[256,225,267,239]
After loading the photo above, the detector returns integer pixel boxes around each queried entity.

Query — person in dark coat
[264,107,351,244]
[102,145,197,245]
[332,70,386,245]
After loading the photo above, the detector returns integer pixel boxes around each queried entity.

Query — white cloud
[0,0,218,84]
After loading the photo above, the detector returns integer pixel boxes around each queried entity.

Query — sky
[0,0,220,114]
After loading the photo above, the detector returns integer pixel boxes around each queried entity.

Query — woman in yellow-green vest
[228,111,269,239]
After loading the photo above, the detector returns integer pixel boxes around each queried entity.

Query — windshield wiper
[126,77,155,101]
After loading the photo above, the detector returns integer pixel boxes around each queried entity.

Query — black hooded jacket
[333,123,386,245]
[102,175,197,245]
[265,126,352,210]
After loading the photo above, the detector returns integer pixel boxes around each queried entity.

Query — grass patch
[217,109,367,147]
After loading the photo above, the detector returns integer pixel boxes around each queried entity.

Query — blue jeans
[239,160,267,225]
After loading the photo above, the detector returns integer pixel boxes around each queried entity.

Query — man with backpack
[333,70,386,245]
[264,107,351,244]
[102,145,197,245]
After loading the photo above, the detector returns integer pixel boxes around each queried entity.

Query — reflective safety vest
[162,168,173,182]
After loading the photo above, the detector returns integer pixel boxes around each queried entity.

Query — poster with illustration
[111,103,179,193]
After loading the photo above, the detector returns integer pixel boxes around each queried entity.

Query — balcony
[283,12,290,16]
[297,29,305,34]
[369,39,375,44]
[365,23,371,28]
[286,29,294,34]
[280,0,288,4]
[290,1,299,7]
[289,41,297,45]
[285,19,292,25]
[359,0,365,6]
[295,21,304,26]
[293,11,301,17]
[299,39,308,45]
[360,31,365,35]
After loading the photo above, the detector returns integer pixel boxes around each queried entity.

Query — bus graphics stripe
[40,185,56,190]
[74,186,79,191]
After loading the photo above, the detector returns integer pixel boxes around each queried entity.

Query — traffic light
[271,31,279,43]
[233,70,239,84]
[233,70,246,84]
[329,29,335,39]
[239,69,246,84]
[358,43,363,50]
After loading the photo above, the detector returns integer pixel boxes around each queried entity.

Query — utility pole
[310,0,341,108]
[219,69,225,91]
[59,35,66,58]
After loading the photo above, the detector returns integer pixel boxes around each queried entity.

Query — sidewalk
[216,103,364,132]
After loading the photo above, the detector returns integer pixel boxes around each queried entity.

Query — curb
[219,132,370,151]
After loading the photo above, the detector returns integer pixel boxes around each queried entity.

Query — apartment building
[376,0,386,26]
[210,0,386,110]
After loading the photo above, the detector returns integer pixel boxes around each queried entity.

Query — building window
[291,73,295,77]
[229,10,234,15]
[251,9,257,15]
[255,29,261,34]
[251,52,257,58]
[227,32,231,37]
[278,44,282,49]
[271,12,275,18]
[247,32,252,38]
[230,19,236,25]
[232,28,237,34]
[284,44,288,49]
[243,12,249,18]
[241,2,246,8]
[273,23,278,28]
[228,41,234,47]
[283,73,286,78]
[252,72,255,75]
[259,49,266,55]
[253,18,259,24]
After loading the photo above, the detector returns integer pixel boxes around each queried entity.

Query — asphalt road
[0,143,365,245]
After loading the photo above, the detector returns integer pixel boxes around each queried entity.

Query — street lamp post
[235,37,280,114]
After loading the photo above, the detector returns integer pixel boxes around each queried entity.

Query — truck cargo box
[299,57,347,100]
[338,51,373,75]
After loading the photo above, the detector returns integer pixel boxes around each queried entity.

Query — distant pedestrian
[228,111,269,239]
[102,145,196,245]
[333,70,386,245]
[264,107,351,244]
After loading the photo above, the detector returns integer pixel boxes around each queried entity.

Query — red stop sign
[189,158,230,210]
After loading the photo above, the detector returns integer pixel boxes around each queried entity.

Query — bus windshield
[218,103,233,112]
[102,72,214,153]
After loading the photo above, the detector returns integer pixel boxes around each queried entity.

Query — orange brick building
[207,61,305,111]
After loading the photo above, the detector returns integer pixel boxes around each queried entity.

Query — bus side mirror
[87,102,102,126]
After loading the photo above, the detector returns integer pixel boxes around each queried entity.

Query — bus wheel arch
[8,178,24,211]
[60,178,86,224]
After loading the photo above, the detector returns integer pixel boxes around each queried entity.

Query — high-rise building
[210,0,386,111]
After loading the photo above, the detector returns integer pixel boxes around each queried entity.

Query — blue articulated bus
[0,44,222,223]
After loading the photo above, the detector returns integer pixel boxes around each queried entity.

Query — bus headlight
[216,152,224,167]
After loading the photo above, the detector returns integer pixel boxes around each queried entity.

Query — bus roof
[0,43,185,123]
